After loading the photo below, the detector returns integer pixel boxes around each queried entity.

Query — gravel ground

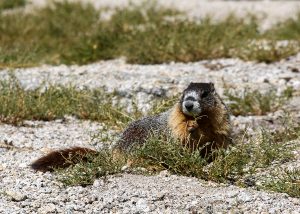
[1,55,299,112]
[0,55,300,213]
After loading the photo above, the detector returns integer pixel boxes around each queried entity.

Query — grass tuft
[267,12,300,41]
[57,127,297,200]
[132,135,208,177]
[0,78,142,128]
[224,87,293,116]
[262,169,300,198]
[0,0,26,11]
[0,2,300,67]
[57,149,127,186]
[0,1,100,67]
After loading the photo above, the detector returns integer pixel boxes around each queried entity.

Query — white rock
[5,191,27,202]
[237,192,253,203]
[38,203,57,214]
[136,199,150,212]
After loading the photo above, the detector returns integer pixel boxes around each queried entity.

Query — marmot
[31,82,231,172]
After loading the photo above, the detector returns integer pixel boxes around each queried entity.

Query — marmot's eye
[201,91,209,98]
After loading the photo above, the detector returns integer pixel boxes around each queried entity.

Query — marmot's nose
[185,102,194,111]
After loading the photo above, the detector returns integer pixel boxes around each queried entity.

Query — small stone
[292,80,300,90]
[40,147,53,153]
[136,167,147,172]
[121,165,129,171]
[237,192,252,203]
[19,163,27,168]
[6,191,27,202]
[190,200,198,206]
[93,179,104,187]
[159,170,171,177]
[38,203,57,214]
[227,191,239,198]
[136,199,150,212]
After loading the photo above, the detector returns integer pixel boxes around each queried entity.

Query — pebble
[38,203,57,214]
[5,191,27,202]
[237,192,253,203]
[136,199,150,212]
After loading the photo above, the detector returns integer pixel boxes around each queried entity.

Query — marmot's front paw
[187,120,199,133]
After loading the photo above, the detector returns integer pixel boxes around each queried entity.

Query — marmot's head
[180,82,217,117]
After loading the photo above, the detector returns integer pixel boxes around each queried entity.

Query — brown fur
[168,99,231,155]
[31,147,96,172]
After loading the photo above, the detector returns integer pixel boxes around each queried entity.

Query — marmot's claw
[188,126,197,133]
[187,120,199,133]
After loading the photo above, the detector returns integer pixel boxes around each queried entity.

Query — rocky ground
[1,0,300,213]
[0,55,300,213]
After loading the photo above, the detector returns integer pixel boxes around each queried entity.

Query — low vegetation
[0,78,141,128]
[0,0,26,11]
[44,83,298,198]
[56,127,299,198]
[0,77,293,126]
[224,87,293,116]
[262,169,300,198]
[0,1,300,67]
[0,79,298,197]
[0,78,178,127]
[56,149,128,187]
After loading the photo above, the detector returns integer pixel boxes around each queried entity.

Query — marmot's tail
[31,147,97,172]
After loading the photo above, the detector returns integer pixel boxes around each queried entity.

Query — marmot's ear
[209,82,215,90]
[187,82,194,88]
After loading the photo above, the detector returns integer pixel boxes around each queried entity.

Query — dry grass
[0,1,299,67]
[224,87,293,116]
[0,0,26,11]
[0,78,142,128]
[57,127,298,200]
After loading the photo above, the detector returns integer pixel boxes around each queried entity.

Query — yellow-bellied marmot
[31,82,231,172]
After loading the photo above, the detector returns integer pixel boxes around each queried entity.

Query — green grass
[224,87,293,116]
[0,1,100,67]
[0,1,300,67]
[0,78,179,126]
[0,78,143,128]
[267,12,300,41]
[0,79,298,197]
[0,0,26,11]
[0,78,294,125]
[57,128,297,198]
[262,169,300,198]
[56,149,127,186]
[0,76,295,127]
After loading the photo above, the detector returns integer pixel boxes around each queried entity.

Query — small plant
[132,135,208,177]
[148,96,179,115]
[0,79,142,128]
[57,149,127,186]
[267,12,300,41]
[224,87,293,116]
[251,129,296,167]
[207,144,251,183]
[0,0,26,11]
[56,126,296,191]
[0,2,300,67]
[261,169,300,198]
